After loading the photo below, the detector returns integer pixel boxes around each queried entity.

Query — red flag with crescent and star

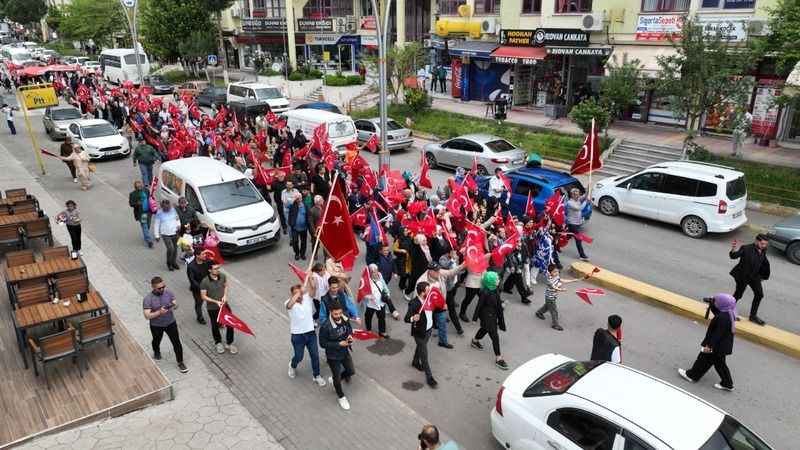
[525,191,536,218]
[463,222,489,273]
[570,118,603,175]
[356,267,372,303]
[491,233,519,267]
[216,304,255,336]
[418,150,433,189]
[365,133,379,153]
[319,180,359,261]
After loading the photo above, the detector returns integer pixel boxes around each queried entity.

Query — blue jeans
[7,120,16,135]
[435,310,448,345]
[290,331,321,377]
[139,213,153,245]
[139,163,154,188]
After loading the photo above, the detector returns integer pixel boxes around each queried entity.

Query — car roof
[568,363,725,449]
[645,161,744,182]
[510,166,578,187]
[299,102,339,109]
[75,119,114,127]
[283,109,352,121]
[365,117,401,124]
[451,134,509,144]
[230,81,278,89]
[49,105,80,112]
[161,157,250,187]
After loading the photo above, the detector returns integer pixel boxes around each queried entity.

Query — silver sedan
[423,133,527,175]
[354,118,414,151]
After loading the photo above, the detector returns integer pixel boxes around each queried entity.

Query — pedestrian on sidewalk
[142,276,189,373]
[437,65,447,94]
[285,284,327,387]
[319,276,361,327]
[153,199,181,271]
[590,314,622,363]
[678,294,736,392]
[470,271,509,370]
[535,264,578,331]
[60,136,78,183]
[128,180,153,248]
[729,236,770,326]
[406,282,437,388]
[58,200,82,255]
[288,195,309,260]
[2,103,16,135]
[318,300,355,411]
[187,249,211,324]
[58,145,92,190]
[132,136,160,188]
[200,263,238,354]
[417,424,459,450]
[565,187,591,261]
[364,264,391,338]
[430,65,439,93]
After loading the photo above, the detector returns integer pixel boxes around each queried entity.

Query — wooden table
[0,212,41,226]
[4,257,85,284]
[0,195,36,206]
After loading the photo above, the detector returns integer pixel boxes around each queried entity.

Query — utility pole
[120,0,144,84]
[217,12,230,85]
[369,0,392,170]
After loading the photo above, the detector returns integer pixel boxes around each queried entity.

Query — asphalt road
[3,98,799,449]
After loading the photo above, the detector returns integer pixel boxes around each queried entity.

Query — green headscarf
[481,271,499,291]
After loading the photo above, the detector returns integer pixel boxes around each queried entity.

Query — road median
[571,261,800,359]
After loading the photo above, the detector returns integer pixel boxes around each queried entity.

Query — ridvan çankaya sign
[500,28,589,47]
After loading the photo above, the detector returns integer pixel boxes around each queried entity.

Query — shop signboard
[493,56,539,65]
[751,82,782,138]
[697,16,748,42]
[305,34,341,45]
[546,47,612,56]
[635,15,684,41]
[360,16,376,30]
[298,18,335,33]
[500,29,589,47]
[242,17,287,33]
[361,34,378,48]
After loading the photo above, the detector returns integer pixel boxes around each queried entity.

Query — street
[2,102,799,449]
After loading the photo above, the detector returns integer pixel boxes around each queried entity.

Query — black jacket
[318,318,352,360]
[176,205,197,227]
[405,297,430,338]
[430,236,452,262]
[729,244,770,282]
[472,289,505,332]
[702,314,734,355]
[590,329,620,362]
[187,259,211,293]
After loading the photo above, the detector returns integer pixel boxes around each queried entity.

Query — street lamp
[369,0,392,170]
[119,0,144,84]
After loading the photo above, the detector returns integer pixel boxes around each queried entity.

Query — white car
[227,81,290,113]
[82,60,101,71]
[591,161,747,238]
[491,354,773,450]
[65,119,130,160]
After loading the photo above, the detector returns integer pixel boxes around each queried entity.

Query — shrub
[288,71,306,81]
[404,87,430,114]
[324,74,364,86]
[568,98,611,134]
[161,70,190,84]
[345,75,364,85]
[259,68,283,77]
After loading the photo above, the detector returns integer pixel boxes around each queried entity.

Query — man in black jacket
[729,235,770,325]
[186,249,211,324]
[590,315,622,363]
[318,301,355,410]
[406,282,437,388]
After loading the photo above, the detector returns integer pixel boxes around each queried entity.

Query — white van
[227,82,289,113]
[282,109,357,154]
[157,157,281,254]
[592,161,748,238]
[99,48,150,85]
[1,47,33,67]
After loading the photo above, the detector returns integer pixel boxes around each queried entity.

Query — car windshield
[52,109,81,120]
[81,123,118,138]
[149,76,166,84]
[726,176,746,200]
[255,87,282,100]
[328,120,355,138]
[698,415,772,450]
[10,52,31,62]
[200,179,262,213]
[485,139,517,152]
[523,361,603,397]
[386,120,403,131]
[123,54,147,65]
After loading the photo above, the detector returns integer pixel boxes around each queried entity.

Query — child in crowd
[535,263,578,331]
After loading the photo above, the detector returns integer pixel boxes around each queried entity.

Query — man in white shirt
[488,167,507,212]
[153,199,182,271]
[285,285,327,386]
[2,103,16,135]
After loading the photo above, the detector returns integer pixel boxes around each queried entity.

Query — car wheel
[477,165,489,176]
[425,152,438,169]
[787,242,800,265]
[598,196,618,216]
[681,215,707,239]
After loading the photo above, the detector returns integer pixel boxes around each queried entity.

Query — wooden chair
[55,271,89,299]
[12,198,38,214]
[0,223,23,250]
[5,188,26,198]
[42,246,70,261]
[0,205,10,216]
[6,249,35,267]
[15,279,52,308]
[23,218,52,246]
[76,313,117,366]
[28,325,83,389]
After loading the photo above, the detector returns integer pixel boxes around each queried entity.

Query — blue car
[477,167,592,220]
[294,102,343,114]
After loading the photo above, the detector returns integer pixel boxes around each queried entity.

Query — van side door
[616,172,664,218]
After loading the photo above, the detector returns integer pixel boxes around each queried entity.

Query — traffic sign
[18,84,58,110]
[121,0,137,8]
[323,51,330,62]
[207,54,218,66]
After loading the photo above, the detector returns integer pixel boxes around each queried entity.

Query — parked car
[36,49,59,62]
[142,75,174,95]
[491,354,774,450]
[354,117,413,151]
[62,56,89,66]
[477,166,592,220]
[42,106,83,140]
[592,161,747,238]
[424,134,527,175]
[294,102,342,114]
[65,119,131,160]
[83,60,101,71]
[766,215,800,264]
[176,80,209,98]
[227,81,289,112]
[196,86,228,107]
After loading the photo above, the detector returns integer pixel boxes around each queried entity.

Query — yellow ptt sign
[323,51,331,62]
[18,84,58,110]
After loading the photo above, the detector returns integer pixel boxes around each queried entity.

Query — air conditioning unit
[581,13,604,31]
[481,18,498,35]
[345,16,357,32]
[748,19,771,37]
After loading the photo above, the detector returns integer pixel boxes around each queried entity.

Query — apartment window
[555,0,592,13]
[303,0,353,17]
[475,0,501,14]
[361,0,374,16]
[263,0,285,17]
[702,0,755,8]
[438,0,462,15]
[240,0,251,17]
[641,0,689,11]
[522,0,541,13]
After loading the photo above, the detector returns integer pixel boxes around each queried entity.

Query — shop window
[361,0,374,16]
[701,0,755,8]
[303,0,353,18]
[555,0,592,13]
[641,0,688,12]
[475,0,501,14]
[522,0,541,13]
[438,0,462,15]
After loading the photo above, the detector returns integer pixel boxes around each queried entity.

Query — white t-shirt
[489,176,505,198]
[312,272,329,300]
[286,294,315,334]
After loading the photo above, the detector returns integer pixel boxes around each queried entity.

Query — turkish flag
[340,251,356,272]
[463,223,489,273]
[491,233,519,267]
[216,304,255,336]
[350,206,368,227]
[356,267,372,303]
[420,213,438,237]
[575,287,606,305]
[573,232,594,244]
[447,183,472,217]
[365,133,379,153]
[418,151,433,189]
[319,181,359,261]
[351,329,381,340]
[288,262,307,283]
[544,192,565,226]
[314,123,328,149]
[571,118,603,175]
[463,173,478,192]
[525,191,536,218]
[266,110,277,124]
[503,212,519,240]
[437,217,456,250]
[471,155,478,175]
[421,287,446,313]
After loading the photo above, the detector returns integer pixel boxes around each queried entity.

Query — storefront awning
[448,40,499,59]
[490,46,547,65]
[605,45,677,78]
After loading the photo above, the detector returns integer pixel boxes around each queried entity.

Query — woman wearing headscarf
[470,271,508,370]
[58,144,92,190]
[678,293,736,391]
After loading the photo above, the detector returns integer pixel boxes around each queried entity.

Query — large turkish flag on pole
[318,179,359,261]
[570,118,603,175]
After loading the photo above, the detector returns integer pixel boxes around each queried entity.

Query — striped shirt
[545,273,561,301]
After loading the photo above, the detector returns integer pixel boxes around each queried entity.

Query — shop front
[237,18,291,71]
[297,18,359,72]
[446,40,501,102]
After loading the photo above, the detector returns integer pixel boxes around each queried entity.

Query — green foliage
[363,42,424,102]
[140,0,216,60]
[58,0,126,48]
[161,70,191,84]
[202,0,236,12]
[569,98,611,134]
[656,17,755,131]
[600,58,643,122]
[177,29,216,62]
[259,68,283,77]
[44,41,82,57]
[45,5,65,33]
[1,0,47,25]
[403,87,430,114]
[288,66,323,81]
[324,74,363,86]
[761,0,800,76]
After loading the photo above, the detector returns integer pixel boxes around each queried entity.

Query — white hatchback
[591,161,747,238]
[65,119,131,160]
[491,354,773,450]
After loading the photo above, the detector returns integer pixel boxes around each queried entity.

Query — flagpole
[303,170,341,289]
[588,118,595,194]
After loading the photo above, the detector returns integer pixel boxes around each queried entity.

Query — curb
[570,261,800,360]
[746,200,799,218]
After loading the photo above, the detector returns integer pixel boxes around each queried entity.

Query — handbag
[87,163,97,173]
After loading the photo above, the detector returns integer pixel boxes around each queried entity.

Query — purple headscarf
[714,293,737,333]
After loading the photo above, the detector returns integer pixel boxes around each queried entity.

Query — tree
[140,0,218,61]
[364,42,424,102]
[45,5,65,35]
[569,98,611,135]
[177,29,217,76]
[1,0,47,25]
[656,17,755,132]
[59,0,127,48]
[761,0,800,77]
[600,57,643,123]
